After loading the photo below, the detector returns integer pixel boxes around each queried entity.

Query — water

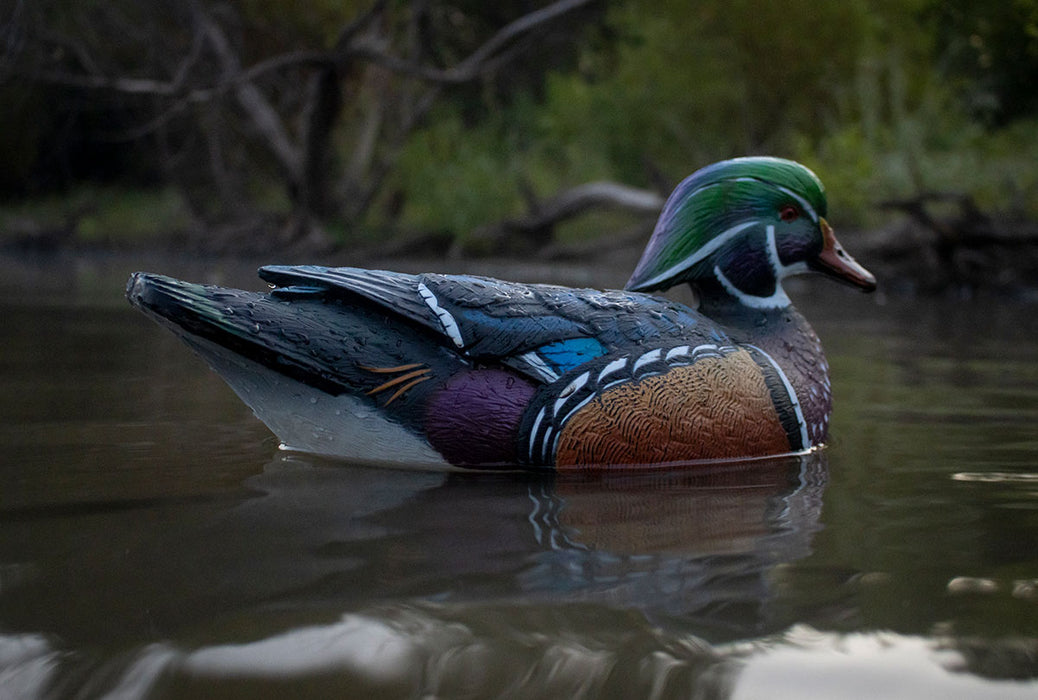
[2,252,1037,698]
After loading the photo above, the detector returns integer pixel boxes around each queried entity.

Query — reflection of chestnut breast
[553,456,807,555]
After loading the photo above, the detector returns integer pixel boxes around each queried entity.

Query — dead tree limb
[193,6,303,185]
[465,181,665,255]
[346,0,596,84]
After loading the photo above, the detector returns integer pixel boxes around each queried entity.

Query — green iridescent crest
[625,157,828,299]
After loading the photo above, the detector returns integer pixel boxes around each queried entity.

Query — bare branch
[34,26,104,76]
[330,0,388,51]
[168,20,207,91]
[236,50,334,84]
[20,0,596,124]
[450,0,595,77]
[192,5,302,181]
[345,0,597,84]
[28,69,180,95]
[524,181,665,222]
[10,0,602,248]
[468,181,664,254]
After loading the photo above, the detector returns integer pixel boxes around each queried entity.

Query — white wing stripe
[553,371,590,417]
[632,348,663,373]
[665,345,690,361]
[518,352,559,383]
[597,357,628,382]
[416,282,465,349]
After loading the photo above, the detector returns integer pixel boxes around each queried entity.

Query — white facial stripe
[634,220,757,290]
[774,184,819,222]
[766,225,810,278]
[709,225,805,309]
[766,224,783,273]
[731,177,819,223]
[714,264,791,309]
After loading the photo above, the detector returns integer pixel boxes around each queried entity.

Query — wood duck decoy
[128,157,876,470]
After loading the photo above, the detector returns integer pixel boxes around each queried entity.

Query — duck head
[625,157,875,307]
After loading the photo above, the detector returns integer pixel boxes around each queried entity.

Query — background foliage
[2,0,1036,249]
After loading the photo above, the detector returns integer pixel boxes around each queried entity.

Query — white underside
[182,335,450,469]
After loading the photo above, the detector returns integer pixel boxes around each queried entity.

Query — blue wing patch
[536,337,607,375]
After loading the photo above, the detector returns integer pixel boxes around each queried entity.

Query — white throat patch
[713,225,799,309]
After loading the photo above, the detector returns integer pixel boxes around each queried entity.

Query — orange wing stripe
[366,368,431,395]
[358,362,425,374]
[384,376,432,405]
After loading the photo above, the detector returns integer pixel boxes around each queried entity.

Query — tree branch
[21,0,596,125]
[330,0,388,51]
[529,181,666,221]
[28,69,180,95]
[345,0,597,83]
[467,181,664,254]
[192,4,302,182]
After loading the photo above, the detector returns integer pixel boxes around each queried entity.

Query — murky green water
[2,252,1037,698]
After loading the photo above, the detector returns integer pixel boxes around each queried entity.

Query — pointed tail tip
[126,271,149,309]
[125,272,193,317]
[126,271,170,310]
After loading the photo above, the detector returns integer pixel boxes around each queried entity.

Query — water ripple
[951,472,1038,484]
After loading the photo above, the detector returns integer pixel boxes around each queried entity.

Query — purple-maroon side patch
[424,369,537,466]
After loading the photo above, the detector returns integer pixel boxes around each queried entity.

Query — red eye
[779,205,800,222]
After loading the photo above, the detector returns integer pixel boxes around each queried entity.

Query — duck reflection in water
[358,451,827,637]
[0,451,828,698]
